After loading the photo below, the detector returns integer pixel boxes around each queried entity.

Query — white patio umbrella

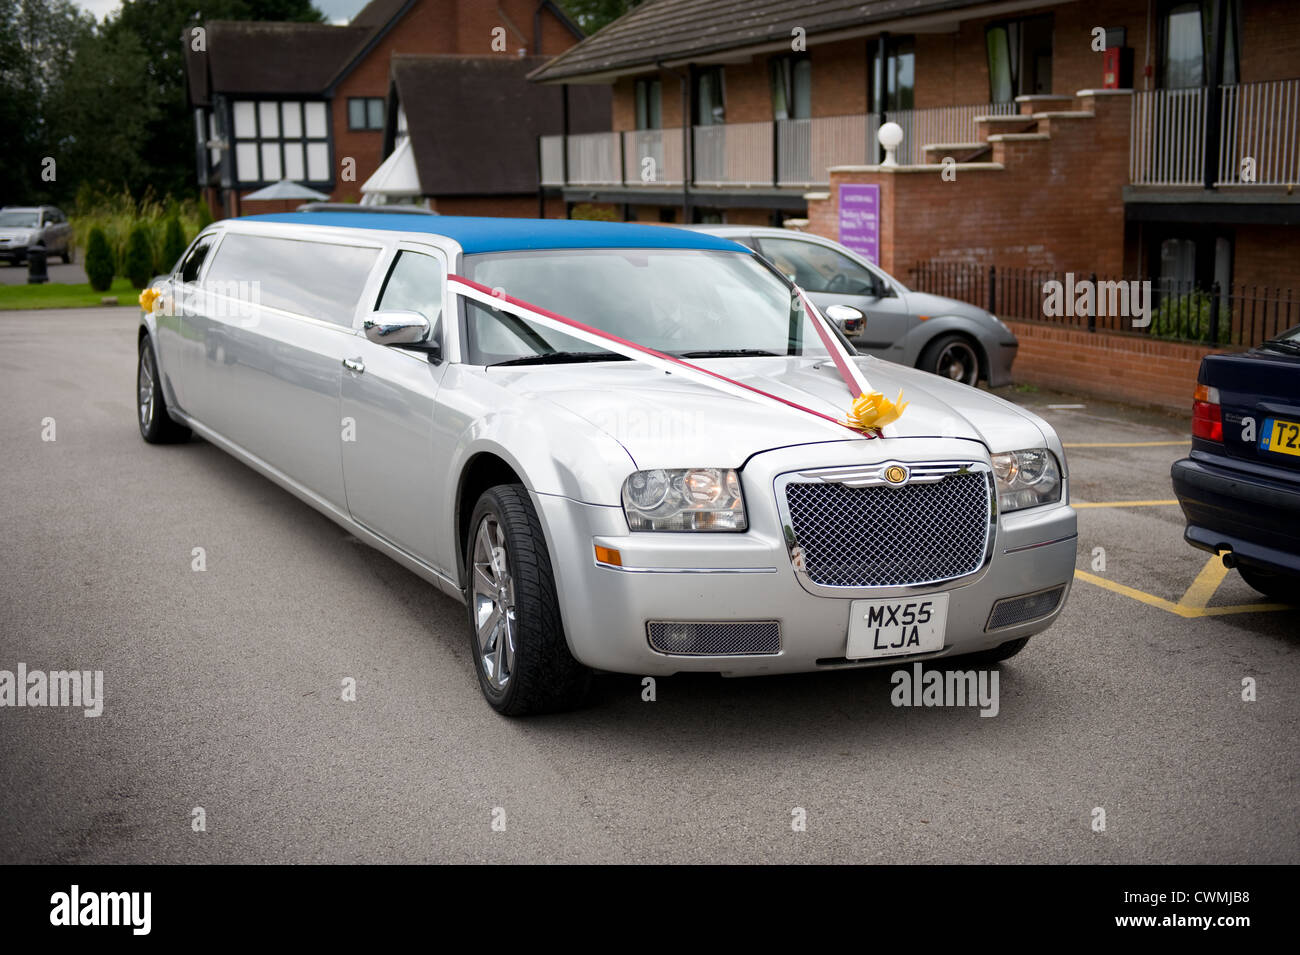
[242,179,331,201]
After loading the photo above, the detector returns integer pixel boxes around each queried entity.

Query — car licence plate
[846,594,948,660]
[1260,417,1300,457]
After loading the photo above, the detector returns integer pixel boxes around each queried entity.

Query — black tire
[919,333,982,386]
[953,636,1030,665]
[1237,565,1298,603]
[61,245,74,264]
[136,338,190,444]
[465,484,590,715]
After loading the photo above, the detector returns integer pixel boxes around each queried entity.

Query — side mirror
[824,303,865,336]
[364,309,431,346]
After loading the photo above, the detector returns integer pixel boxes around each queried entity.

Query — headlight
[622,468,747,531]
[991,449,1062,512]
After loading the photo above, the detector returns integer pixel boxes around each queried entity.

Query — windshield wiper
[1258,338,1300,355]
[677,348,779,358]
[488,351,630,367]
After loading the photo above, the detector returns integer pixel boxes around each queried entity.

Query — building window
[635,78,662,130]
[1159,1,1239,89]
[694,67,725,125]
[1150,227,1233,299]
[770,55,811,120]
[985,14,1053,103]
[870,36,914,112]
[348,97,385,130]
[232,100,330,185]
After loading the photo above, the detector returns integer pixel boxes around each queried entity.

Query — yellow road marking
[1073,556,1291,618]
[1064,441,1190,447]
[1177,556,1230,611]
[1073,499,1180,508]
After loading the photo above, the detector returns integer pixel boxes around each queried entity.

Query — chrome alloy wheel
[935,339,979,385]
[471,515,516,691]
[138,347,155,429]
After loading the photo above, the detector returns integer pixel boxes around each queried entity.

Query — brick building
[184,0,606,218]
[529,0,1300,297]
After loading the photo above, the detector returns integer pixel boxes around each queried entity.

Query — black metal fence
[908,260,1298,347]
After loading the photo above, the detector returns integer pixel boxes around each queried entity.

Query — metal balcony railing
[887,102,1017,165]
[622,128,685,185]
[692,121,773,187]
[1131,79,1300,186]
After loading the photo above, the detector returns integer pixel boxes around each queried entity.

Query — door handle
[343,357,365,374]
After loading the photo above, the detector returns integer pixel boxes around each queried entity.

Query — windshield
[0,212,39,228]
[460,248,833,365]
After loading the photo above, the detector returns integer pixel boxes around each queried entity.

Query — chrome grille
[647,621,781,656]
[783,470,991,587]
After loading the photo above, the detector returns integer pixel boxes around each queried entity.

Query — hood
[485,355,1048,469]
[0,229,35,242]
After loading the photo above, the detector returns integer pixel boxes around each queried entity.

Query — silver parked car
[694,226,1018,387]
[137,213,1076,715]
[0,206,74,264]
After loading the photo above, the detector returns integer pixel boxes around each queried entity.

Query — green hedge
[69,186,209,280]
[84,227,114,292]
[1150,291,1232,344]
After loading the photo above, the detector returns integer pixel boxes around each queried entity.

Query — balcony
[1130,79,1300,186]
[539,103,1012,192]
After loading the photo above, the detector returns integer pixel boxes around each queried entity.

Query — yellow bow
[138,287,161,313]
[845,389,908,433]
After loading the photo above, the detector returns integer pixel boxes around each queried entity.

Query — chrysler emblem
[883,464,909,486]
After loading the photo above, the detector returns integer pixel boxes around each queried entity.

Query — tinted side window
[179,236,215,283]
[204,233,379,326]
[758,237,877,296]
[375,250,444,323]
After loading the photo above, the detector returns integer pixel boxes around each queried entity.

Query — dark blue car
[1171,325,1300,601]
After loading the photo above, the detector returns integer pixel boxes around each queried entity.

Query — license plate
[846,594,948,660]
[1261,417,1300,457]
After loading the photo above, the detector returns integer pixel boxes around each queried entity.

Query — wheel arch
[914,324,989,383]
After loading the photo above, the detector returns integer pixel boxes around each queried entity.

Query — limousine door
[340,246,450,565]
[184,231,383,509]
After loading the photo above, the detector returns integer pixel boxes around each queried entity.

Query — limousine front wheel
[137,339,190,444]
[467,485,591,715]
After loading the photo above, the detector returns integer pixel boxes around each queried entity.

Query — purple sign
[838,183,880,265]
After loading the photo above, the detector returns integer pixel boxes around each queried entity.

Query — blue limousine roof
[241,212,747,255]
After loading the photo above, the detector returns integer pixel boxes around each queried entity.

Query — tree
[0,0,93,203]
[124,223,153,289]
[160,216,186,272]
[556,0,643,35]
[84,226,113,291]
[105,0,326,199]
[46,25,158,196]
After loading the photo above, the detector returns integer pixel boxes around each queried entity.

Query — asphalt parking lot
[1,307,1296,864]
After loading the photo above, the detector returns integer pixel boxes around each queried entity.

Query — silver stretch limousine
[137,213,1077,715]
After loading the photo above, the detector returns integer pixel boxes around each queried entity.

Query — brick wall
[1240,0,1300,83]
[808,91,1134,277]
[1231,224,1300,289]
[812,39,868,116]
[429,195,545,217]
[1007,320,1217,411]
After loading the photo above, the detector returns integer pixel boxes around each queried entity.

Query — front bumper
[535,438,1077,676]
[1171,454,1300,575]
[986,338,1018,388]
[0,244,28,261]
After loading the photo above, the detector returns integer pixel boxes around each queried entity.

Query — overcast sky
[71,0,368,24]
